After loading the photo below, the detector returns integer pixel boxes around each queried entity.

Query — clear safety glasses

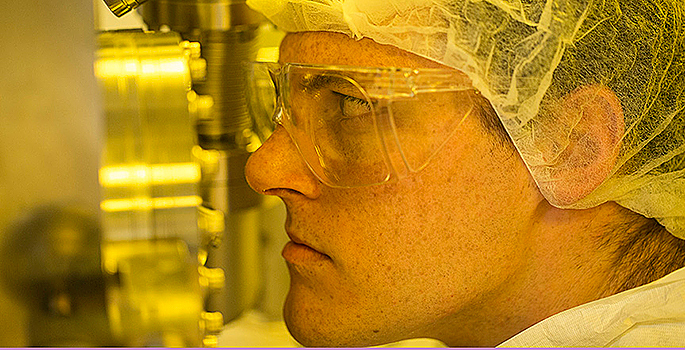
[245,62,476,188]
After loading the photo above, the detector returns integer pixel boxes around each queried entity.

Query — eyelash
[336,93,372,118]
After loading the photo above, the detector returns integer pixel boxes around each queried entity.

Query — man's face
[245,32,544,346]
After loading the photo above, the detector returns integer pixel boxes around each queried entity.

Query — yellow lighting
[100,195,203,212]
[159,60,187,74]
[99,163,201,187]
[192,145,220,164]
[255,47,279,63]
[124,61,137,73]
[141,63,156,74]
[95,58,187,77]
[95,58,139,77]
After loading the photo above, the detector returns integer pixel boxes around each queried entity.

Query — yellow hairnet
[246,0,685,239]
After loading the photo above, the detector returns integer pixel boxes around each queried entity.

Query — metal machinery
[0,0,286,346]
[97,30,214,346]
[135,0,271,327]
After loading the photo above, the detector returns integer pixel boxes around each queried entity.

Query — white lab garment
[499,266,685,347]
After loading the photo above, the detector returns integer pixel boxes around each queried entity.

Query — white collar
[499,266,685,347]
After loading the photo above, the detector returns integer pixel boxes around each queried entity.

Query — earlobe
[541,85,625,206]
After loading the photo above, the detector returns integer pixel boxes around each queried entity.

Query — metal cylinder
[95,30,207,347]
[199,150,262,321]
[193,28,260,149]
[142,1,264,149]
[140,0,265,325]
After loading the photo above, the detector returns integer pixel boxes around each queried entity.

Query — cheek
[322,129,536,299]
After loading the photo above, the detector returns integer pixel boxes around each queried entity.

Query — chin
[283,292,342,347]
[283,291,398,347]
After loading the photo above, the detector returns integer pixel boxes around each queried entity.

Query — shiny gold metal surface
[138,0,269,325]
[102,239,203,346]
[201,311,225,334]
[95,30,209,346]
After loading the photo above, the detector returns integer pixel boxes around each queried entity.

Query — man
[243,0,685,346]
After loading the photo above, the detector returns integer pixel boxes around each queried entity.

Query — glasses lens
[245,62,278,141]
[390,90,474,172]
[283,68,392,187]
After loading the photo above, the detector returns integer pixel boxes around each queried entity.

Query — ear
[540,85,625,206]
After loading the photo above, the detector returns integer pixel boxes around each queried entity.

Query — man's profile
[242,0,685,346]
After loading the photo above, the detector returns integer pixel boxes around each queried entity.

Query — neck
[436,201,624,346]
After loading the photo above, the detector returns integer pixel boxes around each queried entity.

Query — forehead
[279,32,448,69]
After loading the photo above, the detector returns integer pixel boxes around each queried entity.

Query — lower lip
[282,241,330,264]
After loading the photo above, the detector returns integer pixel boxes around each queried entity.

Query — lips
[282,232,331,264]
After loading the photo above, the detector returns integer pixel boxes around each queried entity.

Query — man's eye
[339,94,371,118]
[335,94,376,133]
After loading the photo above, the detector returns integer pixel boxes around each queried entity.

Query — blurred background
[0,0,291,346]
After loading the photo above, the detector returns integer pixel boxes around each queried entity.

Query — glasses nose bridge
[271,102,284,125]
[268,65,286,127]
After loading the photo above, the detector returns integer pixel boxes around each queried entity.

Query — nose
[245,125,322,199]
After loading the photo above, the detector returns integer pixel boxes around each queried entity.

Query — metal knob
[200,311,224,334]
[181,41,207,82]
[198,266,226,291]
[203,335,218,348]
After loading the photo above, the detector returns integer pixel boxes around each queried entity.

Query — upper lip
[286,230,312,247]
[286,230,330,257]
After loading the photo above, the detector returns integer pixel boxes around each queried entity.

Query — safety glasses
[245,62,476,188]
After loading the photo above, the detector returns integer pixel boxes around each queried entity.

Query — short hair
[604,215,685,294]
[471,91,514,149]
